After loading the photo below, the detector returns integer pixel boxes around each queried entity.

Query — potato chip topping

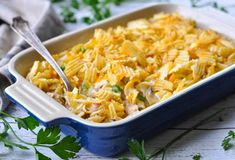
[27,13,235,123]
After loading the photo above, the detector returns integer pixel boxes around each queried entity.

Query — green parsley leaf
[0,112,81,160]
[80,47,86,53]
[92,5,103,21]
[60,65,65,71]
[112,85,123,93]
[220,7,228,13]
[82,17,95,24]
[190,0,196,7]
[35,148,52,160]
[213,2,218,8]
[190,0,228,13]
[61,7,77,23]
[82,0,99,6]
[15,116,39,131]
[51,0,64,3]
[54,0,125,24]
[128,139,148,160]
[103,0,124,6]
[61,7,74,18]
[37,127,61,145]
[71,0,79,9]
[81,82,89,90]
[91,5,111,21]
[192,153,201,160]
[50,136,81,160]
[103,8,111,18]
[0,123,9,139]
[190,0,199,7]
[222,130,235,150]
[113,0,124,5]
[212,2,228,13]
[137,94,146,102]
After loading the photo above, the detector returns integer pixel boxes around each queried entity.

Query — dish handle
[5,80,74,125]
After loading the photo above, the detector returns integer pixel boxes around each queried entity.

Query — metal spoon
[11,16,73,91]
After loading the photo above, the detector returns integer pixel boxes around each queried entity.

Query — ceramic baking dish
[5,3,235,157]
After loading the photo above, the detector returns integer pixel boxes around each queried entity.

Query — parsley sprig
[61,7,77,23]
[82,0,111,24]
[122,108,225,160]
[192,153,201,160]
[127,139,148,160]
[53,0,230,24]
[71,0,80,9]
[60,65,66,71]
[190,0,228,13]
[222,130,235,150]
[51,0,64,3]
[137,94,146,102]
[112,85,123,93]
[0,112,81,160]
[51,0,125,24]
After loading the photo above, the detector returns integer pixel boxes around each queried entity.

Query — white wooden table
[1,0,235,159]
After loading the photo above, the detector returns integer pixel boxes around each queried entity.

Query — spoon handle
[11,16,73,91]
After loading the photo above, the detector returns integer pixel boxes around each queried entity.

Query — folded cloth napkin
[0,0,65,111]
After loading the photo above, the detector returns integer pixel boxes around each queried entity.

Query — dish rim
[6,3,235,128]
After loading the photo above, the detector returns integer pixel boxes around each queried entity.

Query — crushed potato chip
[27,13,235,123]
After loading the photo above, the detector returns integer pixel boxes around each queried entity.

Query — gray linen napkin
[0,0,65,111]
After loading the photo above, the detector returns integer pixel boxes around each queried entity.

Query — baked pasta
[26,13,235,123]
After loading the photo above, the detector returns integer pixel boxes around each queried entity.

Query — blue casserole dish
[5,3,235,157]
